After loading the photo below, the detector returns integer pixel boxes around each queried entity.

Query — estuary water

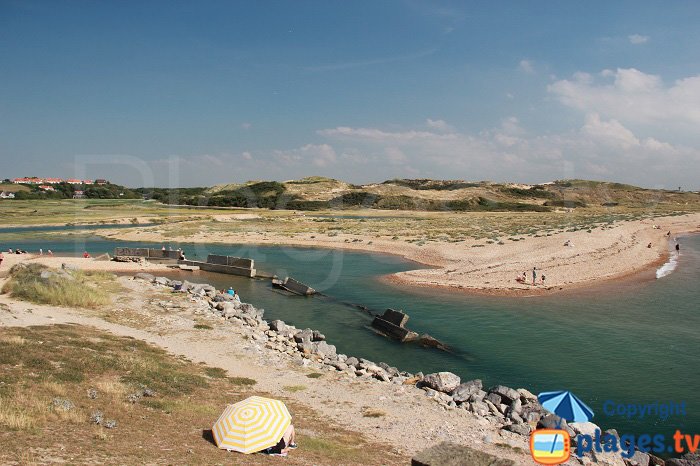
[1,231,698,442]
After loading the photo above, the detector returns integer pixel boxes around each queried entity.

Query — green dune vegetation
[1,264,117,309]
[143,177,700,212]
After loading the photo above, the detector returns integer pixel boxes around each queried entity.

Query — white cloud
[628,34,649,45]
[241,122,252,130]
[549,68,700,133]
[384,147,407,164]
[317,126,457,142]
[317,116,699,187]
[519,59,535,74]
[426,118,454,132]
[274,143,337,168]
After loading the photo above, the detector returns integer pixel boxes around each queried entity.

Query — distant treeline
[6,182,141,200]
[143,181,552,212]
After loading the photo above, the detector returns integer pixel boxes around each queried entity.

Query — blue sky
[2,1,700,188]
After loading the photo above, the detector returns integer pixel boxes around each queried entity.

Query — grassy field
[1,184,698,247]
[0,324,407,465]
[0,199,237,227]
[0,184,30,193]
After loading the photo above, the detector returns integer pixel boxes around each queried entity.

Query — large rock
[504,423,531,436]
[411,442,514,466]
[489,385,520,403]
[294,329,314,343]
[569,421,599,438]
[154,276,170,286]
[134,273,155,282]
[470,400,490,416]
[269,320,287,332]
[312,341,337,359]
[517,388,538,402]
[623,450,651,466]
[451,379,483,403]
[538,414,575,437]
[422,372,461,393]
[484,393,502,406]
[213,294,234,302]
[345,357,359,368]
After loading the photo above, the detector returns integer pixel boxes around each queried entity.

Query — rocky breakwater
[132,273,689,466]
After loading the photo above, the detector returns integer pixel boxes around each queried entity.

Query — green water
[2,232,698,442]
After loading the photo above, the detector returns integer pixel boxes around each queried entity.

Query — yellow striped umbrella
[212,396,292,454]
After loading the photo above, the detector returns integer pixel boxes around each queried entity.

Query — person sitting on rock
[233,291,241,302]
[227,287,235,296]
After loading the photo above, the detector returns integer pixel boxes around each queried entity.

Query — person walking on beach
[532,267,537,286]
[541,274,546,286]
[676,243,680,254]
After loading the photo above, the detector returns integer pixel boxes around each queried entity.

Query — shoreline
[2,264,685,465]
[3,212,698,297]
[97,212,700,297]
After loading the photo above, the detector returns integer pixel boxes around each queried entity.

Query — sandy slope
[102,212,700,295]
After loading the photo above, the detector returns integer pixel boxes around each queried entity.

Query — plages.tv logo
[529,390,592,465]
[530,391,699,464]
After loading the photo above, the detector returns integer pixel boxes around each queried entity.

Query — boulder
[468,390,487,403]
[269,320,287,332]
[538,414,575,437]
[569,421,599,438]
[423,388,452,405]
[312,330,325,341]
[154,276,170,286]
[294,329,314,343]
[331,361,349,371]
[509,398,522,416]
[517,388,538,402]
[134,273,155,282]
[422,372,461,393]
[313,341,337,359]
[411,442,514,466]
[470,401,490,417]
[489,385,520,403]
[297,341,314,355]
[451,379,483,403]
[623,451,651,466]
[213,294,234,302]
[344,357,359,368]
[378,362,400,377]
[504,423,531,436]
[484,393,502,406]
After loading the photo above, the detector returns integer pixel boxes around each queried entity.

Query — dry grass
[361,407,387,418]
[1,264,115,309]
[0,325,407,465]
[283,385,308,393]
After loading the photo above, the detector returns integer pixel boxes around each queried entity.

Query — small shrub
[283,385,307,393]
[228,377,256,387]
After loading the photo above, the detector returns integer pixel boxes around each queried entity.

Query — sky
[1,0,700,189]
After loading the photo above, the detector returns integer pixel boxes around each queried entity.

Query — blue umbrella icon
[537,390,594,454]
